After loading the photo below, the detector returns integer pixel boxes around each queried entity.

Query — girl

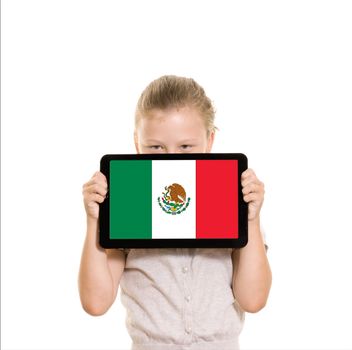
[79,75,272,350]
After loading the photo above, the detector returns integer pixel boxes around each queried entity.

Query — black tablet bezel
[99,153,248,249]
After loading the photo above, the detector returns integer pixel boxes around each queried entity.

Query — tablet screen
[99,153,248,249]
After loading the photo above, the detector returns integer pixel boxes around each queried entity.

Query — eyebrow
[145,139,198,143]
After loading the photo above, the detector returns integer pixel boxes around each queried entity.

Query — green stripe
[110,160,152,239]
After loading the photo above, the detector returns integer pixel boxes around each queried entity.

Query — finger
[83,183,108,196]
[241,168,255,180]
[82,181,107,196]
[242,182,263,195]
[86,192,106,204]
[83,176,108,190]
[243,192,261,203]
[87,183,108,196]
[242,177,262,188]
[241,177,256,188]
[95,171,107,181]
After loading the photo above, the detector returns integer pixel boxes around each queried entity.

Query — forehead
[137,108,207,142]
[138,107,206,137]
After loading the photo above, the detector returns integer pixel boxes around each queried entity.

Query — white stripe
[152,160,196,239]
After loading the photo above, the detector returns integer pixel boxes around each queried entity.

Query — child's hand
[241,168,265,222]
[82,171,108,221]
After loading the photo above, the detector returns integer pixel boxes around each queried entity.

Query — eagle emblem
[157,183,191,215]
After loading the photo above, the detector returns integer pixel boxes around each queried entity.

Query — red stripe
[196,160,238,238]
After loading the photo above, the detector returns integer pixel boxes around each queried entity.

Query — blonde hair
[135,75,218,136]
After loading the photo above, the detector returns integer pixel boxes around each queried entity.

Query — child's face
[134,106,215,154]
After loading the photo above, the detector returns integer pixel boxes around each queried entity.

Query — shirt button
[185,326,192,333]
[182,266,189,273]
[185,295,191,302]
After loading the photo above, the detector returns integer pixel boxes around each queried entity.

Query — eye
[181,145,192,150]
[149,145,162,150]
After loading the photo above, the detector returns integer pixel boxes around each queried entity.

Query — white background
[1,1,352,349]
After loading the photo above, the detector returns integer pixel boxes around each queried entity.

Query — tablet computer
[99,153,248,249]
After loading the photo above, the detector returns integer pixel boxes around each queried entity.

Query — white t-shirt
[118,227,267,350]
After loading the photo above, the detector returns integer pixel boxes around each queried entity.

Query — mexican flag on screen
[109,159,238,239]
